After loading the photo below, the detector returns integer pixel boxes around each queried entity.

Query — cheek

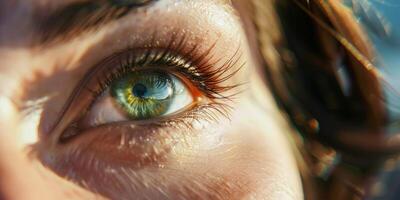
[160,100,303,199]
[39,101,303,200]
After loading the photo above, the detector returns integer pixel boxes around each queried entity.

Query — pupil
[132,83,147,98]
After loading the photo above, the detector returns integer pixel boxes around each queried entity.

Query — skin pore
[0,0,303,199]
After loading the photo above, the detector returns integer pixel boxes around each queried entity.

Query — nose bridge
[0,96,46,200]
[0,96,97,200]
[0,97,28,199]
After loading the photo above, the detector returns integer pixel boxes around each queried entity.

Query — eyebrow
[37,0,155,44]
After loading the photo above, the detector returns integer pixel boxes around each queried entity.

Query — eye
[43,35,243,182]
[82,69,194,127]
[111,70,192,119]
[52,37,241,143]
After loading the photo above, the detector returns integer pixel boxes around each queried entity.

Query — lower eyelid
[43,118,232,199]
[49,103,226,167]
[59,99,226,142]
[59,123,178,166]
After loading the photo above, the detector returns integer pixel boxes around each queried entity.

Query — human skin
[0,0,303,199]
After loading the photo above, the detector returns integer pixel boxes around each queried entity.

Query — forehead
[0,0,232,26]
[0,0,231,10]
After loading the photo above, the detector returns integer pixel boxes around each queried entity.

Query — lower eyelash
[160,102,234,129]
[58,101,231,143]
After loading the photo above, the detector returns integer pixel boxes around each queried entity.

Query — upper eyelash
[92,33,245,101]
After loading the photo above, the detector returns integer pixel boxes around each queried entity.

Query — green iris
[110,71,175,119]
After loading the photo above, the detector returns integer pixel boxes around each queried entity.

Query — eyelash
[74,35,244,128]
[92,35,244,101]
[54,34,244,143]
[55,37,244,143]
